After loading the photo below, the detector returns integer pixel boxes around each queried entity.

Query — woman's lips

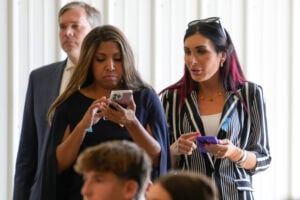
[191,69,203,75]
[104,74,117,80]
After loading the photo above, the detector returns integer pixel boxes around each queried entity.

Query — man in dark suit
[13,2,101,200]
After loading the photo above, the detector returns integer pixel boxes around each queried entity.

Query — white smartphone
[109,90,133,107]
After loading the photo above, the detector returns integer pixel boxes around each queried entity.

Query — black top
[40,87,171,200]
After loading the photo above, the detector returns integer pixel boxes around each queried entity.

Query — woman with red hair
[160,17,271,200]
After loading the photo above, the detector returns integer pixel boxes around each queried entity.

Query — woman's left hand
[99,95,136,126]
[205,139,238,158]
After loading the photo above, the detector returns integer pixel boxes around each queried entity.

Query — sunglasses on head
[188,17,227,39]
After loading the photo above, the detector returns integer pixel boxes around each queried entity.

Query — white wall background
[1,0,299,199]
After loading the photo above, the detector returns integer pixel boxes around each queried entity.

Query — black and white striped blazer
[161,82,271,200]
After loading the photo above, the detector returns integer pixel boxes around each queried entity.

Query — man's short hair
[58,1,101,26]
[155,170,219,200]
[75,140,152,195]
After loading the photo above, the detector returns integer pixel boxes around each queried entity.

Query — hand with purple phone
[196,136,219,153]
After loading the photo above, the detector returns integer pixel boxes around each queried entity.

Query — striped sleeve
[247,83,271,174]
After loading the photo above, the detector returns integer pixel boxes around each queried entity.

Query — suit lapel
[48,59,67,100]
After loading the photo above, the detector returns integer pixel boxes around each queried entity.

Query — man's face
[59,7,93,63]
[81,171,133,200]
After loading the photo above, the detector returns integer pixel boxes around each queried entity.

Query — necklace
[199,91,223,102]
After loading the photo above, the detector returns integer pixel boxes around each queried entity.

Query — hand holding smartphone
[196,136,219,153]
[109,90,133,107]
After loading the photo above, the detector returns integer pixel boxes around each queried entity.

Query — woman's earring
[220,62,223,67]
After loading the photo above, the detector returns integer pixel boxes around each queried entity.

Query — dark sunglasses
[188,17,227,39]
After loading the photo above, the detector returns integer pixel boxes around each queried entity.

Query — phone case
[196,136,219,153]
[109,90,132,106]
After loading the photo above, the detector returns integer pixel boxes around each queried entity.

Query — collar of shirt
[59,58,76,94]
[65,58,75,71]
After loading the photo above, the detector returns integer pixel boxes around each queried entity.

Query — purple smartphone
[196,136,219,153]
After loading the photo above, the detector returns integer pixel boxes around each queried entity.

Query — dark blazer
[13,60,67,200]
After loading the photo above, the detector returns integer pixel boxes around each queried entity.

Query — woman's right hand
[170,132,200,155]
[78,97,107,130]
